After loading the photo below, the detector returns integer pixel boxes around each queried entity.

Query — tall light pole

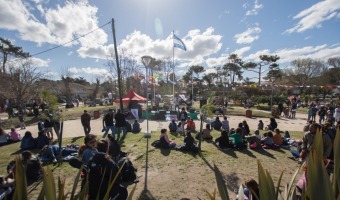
[141,55,152,190]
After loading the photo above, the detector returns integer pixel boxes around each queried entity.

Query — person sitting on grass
[242,120,250,135]
[176,131,198,152]
[81,134,98,165]
[177,122,183,135]
[212,116,222,130]
[273,128,283,146]
[221,116,229,131]
[186,117,196,131]
[159,128,176,148]
[131,120,141,133]
[261,132,274,147]
[8,128,21,142]
[35,131,50,149]
[168,119,177,133]
[230,128,244,149]
[196,124,213,140]
[258,120,264,130]
[0,128,9,145]
[268,118,278,131]
[20,131,36,150]
[214,130,232,149]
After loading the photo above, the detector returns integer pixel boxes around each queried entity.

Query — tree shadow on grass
[11,148,41,155]
[136,188,157,200]
[252,148,276,159]
[237,148,256,158]
[70,136,83,143]
[224,172,241,192]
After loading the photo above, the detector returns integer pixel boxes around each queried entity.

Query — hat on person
[109,108,113,112]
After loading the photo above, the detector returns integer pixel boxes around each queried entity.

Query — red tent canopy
[114,89,147,103]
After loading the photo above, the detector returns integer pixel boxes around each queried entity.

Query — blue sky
[0,0,339,82]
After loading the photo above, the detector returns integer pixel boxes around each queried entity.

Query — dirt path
[3,109,308,138]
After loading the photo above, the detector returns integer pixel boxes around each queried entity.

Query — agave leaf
[77,178,89,200]
[103,159,127,200]
[275,170,284,199]
[238,184,245,200]
[58,176,66,200]
[70,165,83,200]
[213,163,230,200]
[205,190,216,200]
[42,166,57,200]
[96,167,108,200]
[333,128,340,198]
[37,186,45,200]
[257,160,275,199]
[306,149,334,199]
[13,156,28,200]
[127,183,137,200]
[286,164,302,198]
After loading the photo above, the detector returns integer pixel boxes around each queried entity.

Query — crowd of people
[1,96,340,199]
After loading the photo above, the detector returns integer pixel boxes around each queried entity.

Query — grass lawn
[0,129,304,199]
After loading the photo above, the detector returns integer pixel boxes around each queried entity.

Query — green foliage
[41,90,59,113]
[200,92,218,118]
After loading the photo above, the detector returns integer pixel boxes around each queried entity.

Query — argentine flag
[173,33,186,51]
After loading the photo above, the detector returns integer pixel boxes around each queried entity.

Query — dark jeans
[83,125,91,135]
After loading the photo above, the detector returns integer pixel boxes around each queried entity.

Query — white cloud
[243,44,340,64]
[0,0,108,49]
[68,67,108,75]
[118,27,222,63]
[234,27,261,44]
[206,55,228,68]
[245,0,263,16]
[30,57,49,67]
[285,0,340,33]
[232,46,251,56]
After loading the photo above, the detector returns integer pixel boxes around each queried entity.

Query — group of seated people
[168,117,196,134]
[68,133,138,200]
[0,127,50,150]
[0,128,22,145]
[1,150,44,199]
[152,129,199,153]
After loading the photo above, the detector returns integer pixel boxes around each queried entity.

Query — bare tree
[60,68,73,105]
[287,58,326,87]
[0,59,43,103]
[327,57,340,68]
[106,49,143,93]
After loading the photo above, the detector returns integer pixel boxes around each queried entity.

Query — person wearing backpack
[88,139,127,200]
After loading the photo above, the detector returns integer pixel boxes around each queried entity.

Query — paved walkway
[2,111,308,139]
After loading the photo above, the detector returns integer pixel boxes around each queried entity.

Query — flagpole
[172,31,175,100]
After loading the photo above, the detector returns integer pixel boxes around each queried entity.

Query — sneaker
[52,159,57,163]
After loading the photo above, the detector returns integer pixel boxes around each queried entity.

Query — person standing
[33,101,39,117]
[115,109,127,138]
[102,109,115,138]
[18,112,26,129]
[81,110,91,136]
[177,107,188,135]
